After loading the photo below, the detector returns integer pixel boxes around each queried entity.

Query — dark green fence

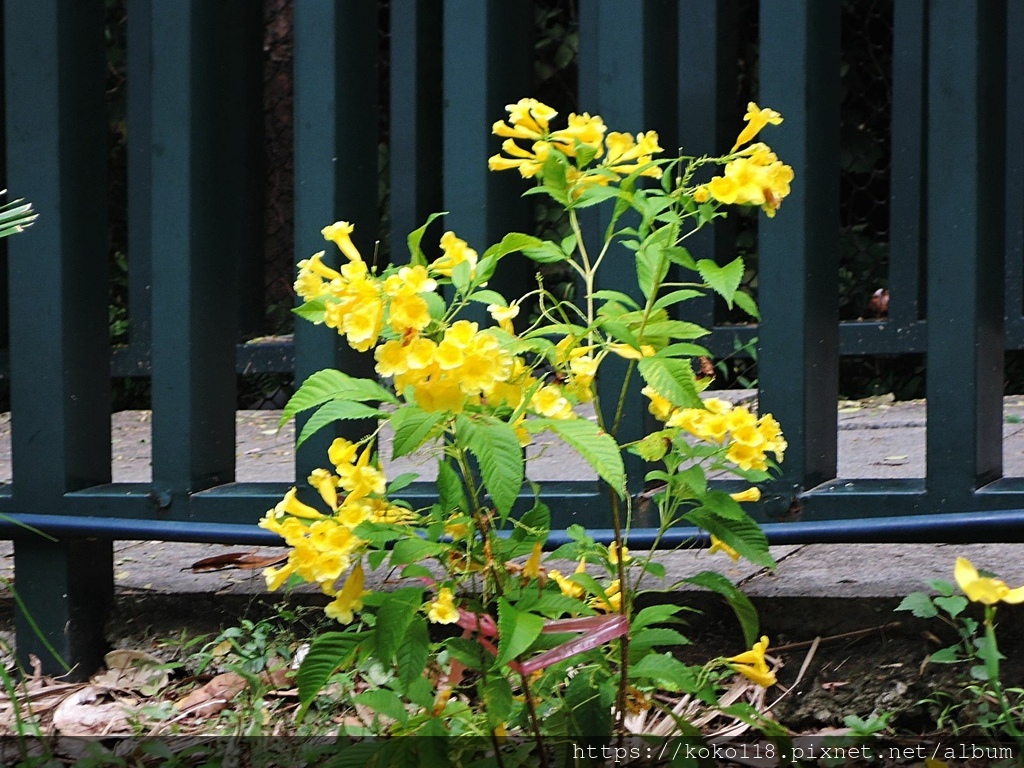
[1,0,1022,675]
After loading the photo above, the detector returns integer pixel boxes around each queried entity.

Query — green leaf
[407,211,447,266]
[641,320,710,342]
[480,677,514,726]
[895,592,938,619]
[569,184,622,209]
[628,653,700,693]
[511,499,551,543]
[481,232,543,261]
[446,637,491,670]
[638,357,702,408]
[592,289,640,310]
[528,418,625,497]
[391,405,444,458]
[697,257,744,307]
[928,646,961,664]
[695,490,748,521]
[386,472,418,494]
[653,289,704,311]
[467,289,508,307]
[353,689,408,726]
[374,587,424,663]
[495,598,544,668]
[934,595,969,619]
[682,570,759,648]
[522,241,568,264]
[534,592,597,618]
[684,508,775,568]
[457,416,524,517]
[632,604,686,631]
[630,627,691,652]
[436,460,468,514]
[296,631,368,714]
[733,289,760,320]
[565,667,615,745]
[296,400,384,448]
[396,619,430,689]
[636,227,673,299]
[292,297,327,323]
[391,538,444,565]
[633,432,669,463]
[281,369,396,427]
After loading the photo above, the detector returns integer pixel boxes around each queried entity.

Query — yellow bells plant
[954,556,1024,605]
[264,96,791,752]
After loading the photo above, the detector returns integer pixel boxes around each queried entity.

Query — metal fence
[1,0,1022,675]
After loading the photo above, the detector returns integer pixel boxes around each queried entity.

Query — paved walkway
[0,394,1023,602]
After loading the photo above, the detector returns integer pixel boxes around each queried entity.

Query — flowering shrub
[264,99,792,752]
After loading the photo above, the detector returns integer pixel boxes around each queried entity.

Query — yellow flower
[954,557,1024,605]
[730,487,761,504]
[549,112,607,156]
[608,541,630,565]
[523,541,544,580]
[328,437,359,469]
[325,563,367,624]
[709,534,740,562]
[727,636,777,688]
[692,186,709,203]
[487,301,520,333]
[590,580,621,612]
[270,488,325,521]
[427,587,460,624]
[531,384,574,420]
[731,102,783,152]
[337,443,387,501]
[321,221,364,262]
[549,558,587,599]
[607,342,655,360]
[308,468,339,510]
[432,231,479,277]
[264,563,294,592]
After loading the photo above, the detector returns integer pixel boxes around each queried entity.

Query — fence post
[292,1,379,479]
[578,0,679,519]
[4,0,112,676]
[758,1,841,516]
[924,1,1006,511]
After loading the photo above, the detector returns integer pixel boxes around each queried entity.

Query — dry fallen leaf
[189,551,288,573]
[52,686,130,736]
[93,649,170,696]
[174,667,291,717]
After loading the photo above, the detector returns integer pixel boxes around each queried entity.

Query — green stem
[983,606,1023,740]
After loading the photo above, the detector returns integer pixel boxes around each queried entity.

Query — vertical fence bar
[925,1,1005,510]
[293,1,379,479]
[888,1,927,332]
[5,0,113,675]
[127,1,153,368]
[390,0,443,264]
[578,0,679,518]
[442,0,532,305]
[150,2,246,503]
[758,1,841,516]
[676,0,738,336]
[1004,3,1024,345]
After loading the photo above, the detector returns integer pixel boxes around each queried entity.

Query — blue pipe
[2,507,1024,547]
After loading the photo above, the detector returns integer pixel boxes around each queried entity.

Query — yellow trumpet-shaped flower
[427,587,460,624]
[523,541,544,580]
[729,487,761,504]
[731,102,784,152]
[727,636,777,688]
[321,221,364,263]
[954,557,1024,605]
[325,563,367,624]
[271,488,325,520]
[708,534,741,562]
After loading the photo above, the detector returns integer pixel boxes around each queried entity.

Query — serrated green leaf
[653,289,705,311]
[436,460,468,514]
[281,369,396,427]
[630,627,691,652]
[296,631,368,714]
[927,579,955,597]
[446,637,490,670]
[633,432,669,462]
[629,653,700,693]
[529,418,625,497]
[733,289,760,320]
[390,405,444,458]
[641,319,710,342]
[632,604,687,630]
[457,416,524,517]
[534,592,597,618]
[695,490,747,521]
[495,598,544,668]
[296,400,384,447]
[353,689,408,725]
[636,227,673,299]
[510,499,550,543]
[568,184,621,209]
[638,357,702,409]
[895,592,938,619]
[685,508,775,568]
[391,538,444,565]
[677,465,708,497]
[481,232,543,261]
[292,297,327,324]
[467,289,508,307]
[374,588,424,663]
[480,676,514,726]
[697,256,744,307]
[682,570,759,647]
[928,645,961,664]
[396,619,430,689]
[592,289,640,310]
[407,211,447,266]
[934,595,968,619]
[522,241,568,264]
[565,667,615,745]
[387,472,418,494]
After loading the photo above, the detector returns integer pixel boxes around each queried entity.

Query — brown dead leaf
[189,551,287,572]
[93,649,170,695]
[52,686,130,736]
[174,667,291,717]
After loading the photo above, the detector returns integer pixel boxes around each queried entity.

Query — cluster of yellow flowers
[694,103,795,217]
[259,438,406,624]
[644,390,787,472]
[488,97,664,185]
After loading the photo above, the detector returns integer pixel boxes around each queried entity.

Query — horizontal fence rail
[1,0,1022,674]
